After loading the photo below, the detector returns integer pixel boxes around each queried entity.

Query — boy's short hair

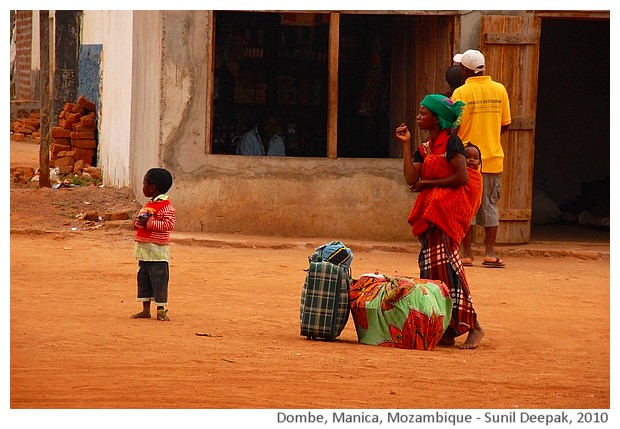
[445,65,463,91]
[144,168,173,194]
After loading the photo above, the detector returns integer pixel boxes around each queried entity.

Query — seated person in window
[236,112,286,156]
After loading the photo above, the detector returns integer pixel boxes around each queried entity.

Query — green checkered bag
[300,261,351,341]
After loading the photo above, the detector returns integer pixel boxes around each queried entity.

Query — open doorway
[532,18,609,240]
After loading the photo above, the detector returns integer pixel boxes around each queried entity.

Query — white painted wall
[82,11,162,191]
[82,10,106,44]
[30,11,40,70]
[83,10,134,187]
[130,11,162,202]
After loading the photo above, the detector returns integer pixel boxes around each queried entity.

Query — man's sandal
[482,257,505,268]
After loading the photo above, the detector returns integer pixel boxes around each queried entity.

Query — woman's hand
[395,123,411,144]
[410,180,429,193]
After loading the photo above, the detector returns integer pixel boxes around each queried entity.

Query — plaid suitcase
[300,261,351,341]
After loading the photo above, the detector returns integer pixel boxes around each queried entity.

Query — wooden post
[327,12,340,159]
[39,10,51,188]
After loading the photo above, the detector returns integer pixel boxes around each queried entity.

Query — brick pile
[10,95,102,184]
[10,112,41,141]
[50,95,98,175]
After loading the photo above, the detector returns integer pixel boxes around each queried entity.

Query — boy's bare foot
[157,308,170,321]
[130,310,151,319]
[460,326,485,349]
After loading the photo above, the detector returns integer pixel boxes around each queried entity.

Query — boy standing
[130,168,176,321]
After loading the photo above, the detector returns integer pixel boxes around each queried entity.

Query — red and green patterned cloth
[349,274,452,351]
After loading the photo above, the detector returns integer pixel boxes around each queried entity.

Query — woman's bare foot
[130,310,151,319]
[460,326,485,349]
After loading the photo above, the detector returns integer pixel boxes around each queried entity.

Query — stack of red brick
[11,112,41,141]
[50,95,98,174]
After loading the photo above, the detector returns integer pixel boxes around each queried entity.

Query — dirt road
[7,139,611,426]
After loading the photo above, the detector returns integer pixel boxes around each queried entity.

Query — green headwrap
[420,94,466,130]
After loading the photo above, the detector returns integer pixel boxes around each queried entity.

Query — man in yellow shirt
[452,49,511,268]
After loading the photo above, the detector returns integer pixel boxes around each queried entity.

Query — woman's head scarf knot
[420,94,466,130]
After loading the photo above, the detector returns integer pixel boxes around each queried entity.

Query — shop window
[212,11,403,159]
[213,11,329,157]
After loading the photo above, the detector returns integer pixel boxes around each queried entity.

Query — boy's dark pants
[137,261,169,306]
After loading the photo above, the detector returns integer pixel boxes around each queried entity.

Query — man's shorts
[471,173,501,228]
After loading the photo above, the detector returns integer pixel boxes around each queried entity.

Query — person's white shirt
[236,127,286,156]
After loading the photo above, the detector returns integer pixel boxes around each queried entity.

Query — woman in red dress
[395,94,485,349]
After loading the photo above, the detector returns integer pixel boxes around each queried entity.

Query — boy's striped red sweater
[134,198,176,245]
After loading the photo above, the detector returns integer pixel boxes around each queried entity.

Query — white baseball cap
[453,49,485,73]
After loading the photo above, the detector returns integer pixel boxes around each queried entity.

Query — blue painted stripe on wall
[78,44,103,111]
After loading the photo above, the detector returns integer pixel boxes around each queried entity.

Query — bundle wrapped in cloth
[349,274,452,351]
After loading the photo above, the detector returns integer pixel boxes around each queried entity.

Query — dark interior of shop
[212,11,395,158]
[532,18,609,235]
[337,14,393,158]
[213,11,329,156]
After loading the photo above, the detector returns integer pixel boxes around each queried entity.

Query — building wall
[77,44,103,111]
[171,155,414,240]
[456,10,527,52]
[130,11,163,195]
[13,11,34,100]
[85,10,134,187]
[81,10,105,43]
[79,7,106,111]
[10,10,38,112]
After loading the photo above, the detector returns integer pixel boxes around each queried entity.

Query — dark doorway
[532,18,609,234]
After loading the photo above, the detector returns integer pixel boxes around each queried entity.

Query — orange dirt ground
[7,139,612,427]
